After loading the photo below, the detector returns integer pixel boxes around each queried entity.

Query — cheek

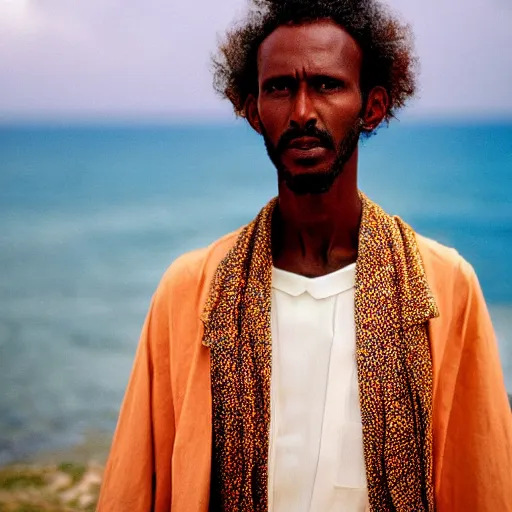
[257,99,289,143]
[321,94,363,135]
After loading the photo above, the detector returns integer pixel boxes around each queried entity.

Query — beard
[263,118,363,195]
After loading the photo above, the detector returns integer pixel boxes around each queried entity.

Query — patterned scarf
[202,194,439,512]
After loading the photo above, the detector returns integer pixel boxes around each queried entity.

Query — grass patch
[0,469,45,491]
[13,504,49,512]
[56,463,86,485]
[0,499,64,512]
[0,462,102,512]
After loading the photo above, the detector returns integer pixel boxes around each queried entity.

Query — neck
[272,150,361,277]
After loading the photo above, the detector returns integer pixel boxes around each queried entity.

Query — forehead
[257,19,363,80]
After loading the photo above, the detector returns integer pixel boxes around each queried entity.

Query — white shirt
[269,263,368,512]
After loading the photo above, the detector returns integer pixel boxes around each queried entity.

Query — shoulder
[416,234,462,271]
[415,233,480,312]
[153,229,241,307]
[416,233,475,279]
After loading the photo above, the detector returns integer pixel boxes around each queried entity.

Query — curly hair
[212,0,418,127]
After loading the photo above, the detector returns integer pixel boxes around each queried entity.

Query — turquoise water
[0,121,511,464]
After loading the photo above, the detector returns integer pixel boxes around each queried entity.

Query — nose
[289,83,317,130]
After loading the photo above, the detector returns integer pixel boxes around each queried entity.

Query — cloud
[0,0,511,120]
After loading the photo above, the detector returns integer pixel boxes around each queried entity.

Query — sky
[1,0,511,122]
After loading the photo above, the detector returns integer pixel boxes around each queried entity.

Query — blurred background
[1,0,511,508]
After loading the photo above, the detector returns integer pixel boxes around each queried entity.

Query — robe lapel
[355,197,438,511]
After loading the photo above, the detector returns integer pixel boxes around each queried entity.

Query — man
[97,0,512,510]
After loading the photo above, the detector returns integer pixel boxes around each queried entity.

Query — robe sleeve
[439,259,512,511]
[97,286,174,511]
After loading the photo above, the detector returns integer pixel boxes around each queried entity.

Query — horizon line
[1,117,512,128]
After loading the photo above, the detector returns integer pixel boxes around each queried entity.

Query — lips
[287,136,325,150]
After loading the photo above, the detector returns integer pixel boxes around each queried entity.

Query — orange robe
[97,231,512,511]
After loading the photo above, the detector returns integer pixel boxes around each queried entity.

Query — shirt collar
[272,263,356,300]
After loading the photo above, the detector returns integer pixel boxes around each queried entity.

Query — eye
[313,77,345,92]
[268,84,288,93]
[263,77,294,95]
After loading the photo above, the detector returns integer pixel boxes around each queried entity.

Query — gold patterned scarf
[202,194,439,511]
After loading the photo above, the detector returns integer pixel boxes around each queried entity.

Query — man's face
[254,20,364,194]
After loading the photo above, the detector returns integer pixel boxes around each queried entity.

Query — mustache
[275,125,335,154]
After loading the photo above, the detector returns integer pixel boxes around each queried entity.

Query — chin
[278,161,342,196]
[283,157,334,176]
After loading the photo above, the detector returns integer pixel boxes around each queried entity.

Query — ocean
[0,121,511,465]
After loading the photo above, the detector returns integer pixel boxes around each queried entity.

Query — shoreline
[1,429,111,469]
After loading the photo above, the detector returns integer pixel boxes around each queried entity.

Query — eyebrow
[261,74,296,87]
[261,72,347,89]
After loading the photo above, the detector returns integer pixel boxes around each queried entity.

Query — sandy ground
[0,431,110,511]
[0,461,103,511]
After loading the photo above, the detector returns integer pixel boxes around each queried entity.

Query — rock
[60,463,103,505]
[48,471,73,492]
[79,492,96,508]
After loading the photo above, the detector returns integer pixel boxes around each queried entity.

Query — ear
[245,94,263,134]
[361,86,390,133]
